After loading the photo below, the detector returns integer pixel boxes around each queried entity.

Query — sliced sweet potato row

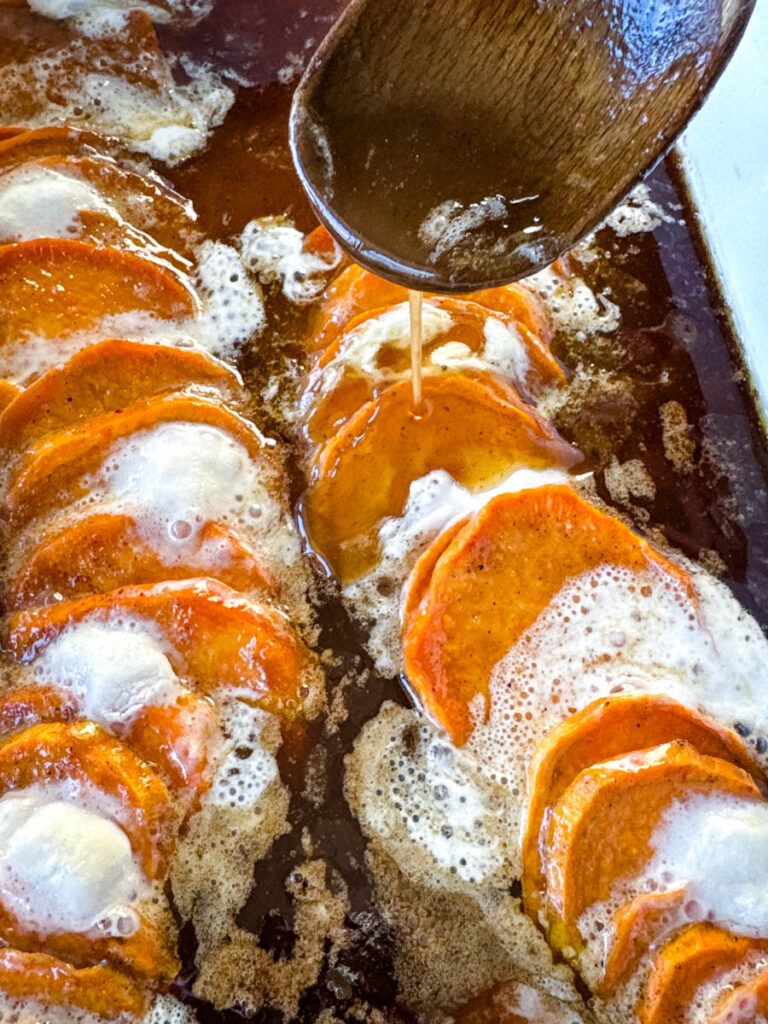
[600,888,687,996]
[707,968,768,1024]
[6,578,318,718]
[7,512,276,609]
[0,238,198,351]
[304,296,563,445]
[0,949,148,1020]
[302,374,581,584]
[0,378,20,413]
[402,485,692,746]
[0,903,178,983]
[0,720,174,878]
[544,741,763,951]
[3,392,271,532]
[522,694,763,919]
[638,924,768,1024]
[0,338,245,453]
[0,684,216,799]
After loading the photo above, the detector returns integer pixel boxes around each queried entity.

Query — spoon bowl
[291,0,755,292]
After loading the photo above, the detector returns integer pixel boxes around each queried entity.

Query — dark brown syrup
[2,2,768,1021]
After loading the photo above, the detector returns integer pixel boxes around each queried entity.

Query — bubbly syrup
[2,1,768,1022]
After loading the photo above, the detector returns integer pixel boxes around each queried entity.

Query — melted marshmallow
[0,789,145,936]
[33,621,181,726]
[0,167,106,242]
[645,794,768,937]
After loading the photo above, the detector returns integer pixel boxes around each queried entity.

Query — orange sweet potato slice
[0,238,197,351]
[0,378,20,412]
[0,949,148,1020]
[6,578,317,718]
[0,127,24,141]
[0,339,245,453]
[0,684,78,736]
[126,692,217,800]
[522,694,763,920]
[638,924,768,1024]
[308,264,407,353]
[0,683,216,799]
[600,888,687,996]
[303,296,563,445]
[0,720,174,878]
[544,741,764,951]
[0,125,128,176]
[0,903,178,983]
[707,967,768,1024]
[402,485,692,745]
[3,392,271,532]
[302,375,581,583]
[7,513,277,609]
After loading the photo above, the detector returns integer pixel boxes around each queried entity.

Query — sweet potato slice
[707,968,768,1024]
[402,485,692,745]
[0,127,24,142]
[0,684,78,737]
[0,125,128,176]
[0,683,216,799]
[0,237,197,351]
[0,949,148,1020]
[523,694,762,919]
[6,578,318,718]
[0,378,20,412]
[544,741,763,951]
[303,296,563,444]
[3,392,270,532]
[0,339,244,453]
[0,904,178,983]
[302,375,581,583]
[600,888,686,996]
[638,924,768,1024]
[0,720,174,878]
[308,264,406,352]
[7,513,276,609]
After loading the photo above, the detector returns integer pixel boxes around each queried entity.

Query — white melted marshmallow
[0,788,146,937]
[646,793,768,937]
[33,621,182,726]
[0,166,107,242]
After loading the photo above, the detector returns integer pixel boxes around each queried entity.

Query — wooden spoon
[290,0,755,292]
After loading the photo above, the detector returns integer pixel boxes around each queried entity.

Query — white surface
[0,789,145,936]
[680,0,768,417]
